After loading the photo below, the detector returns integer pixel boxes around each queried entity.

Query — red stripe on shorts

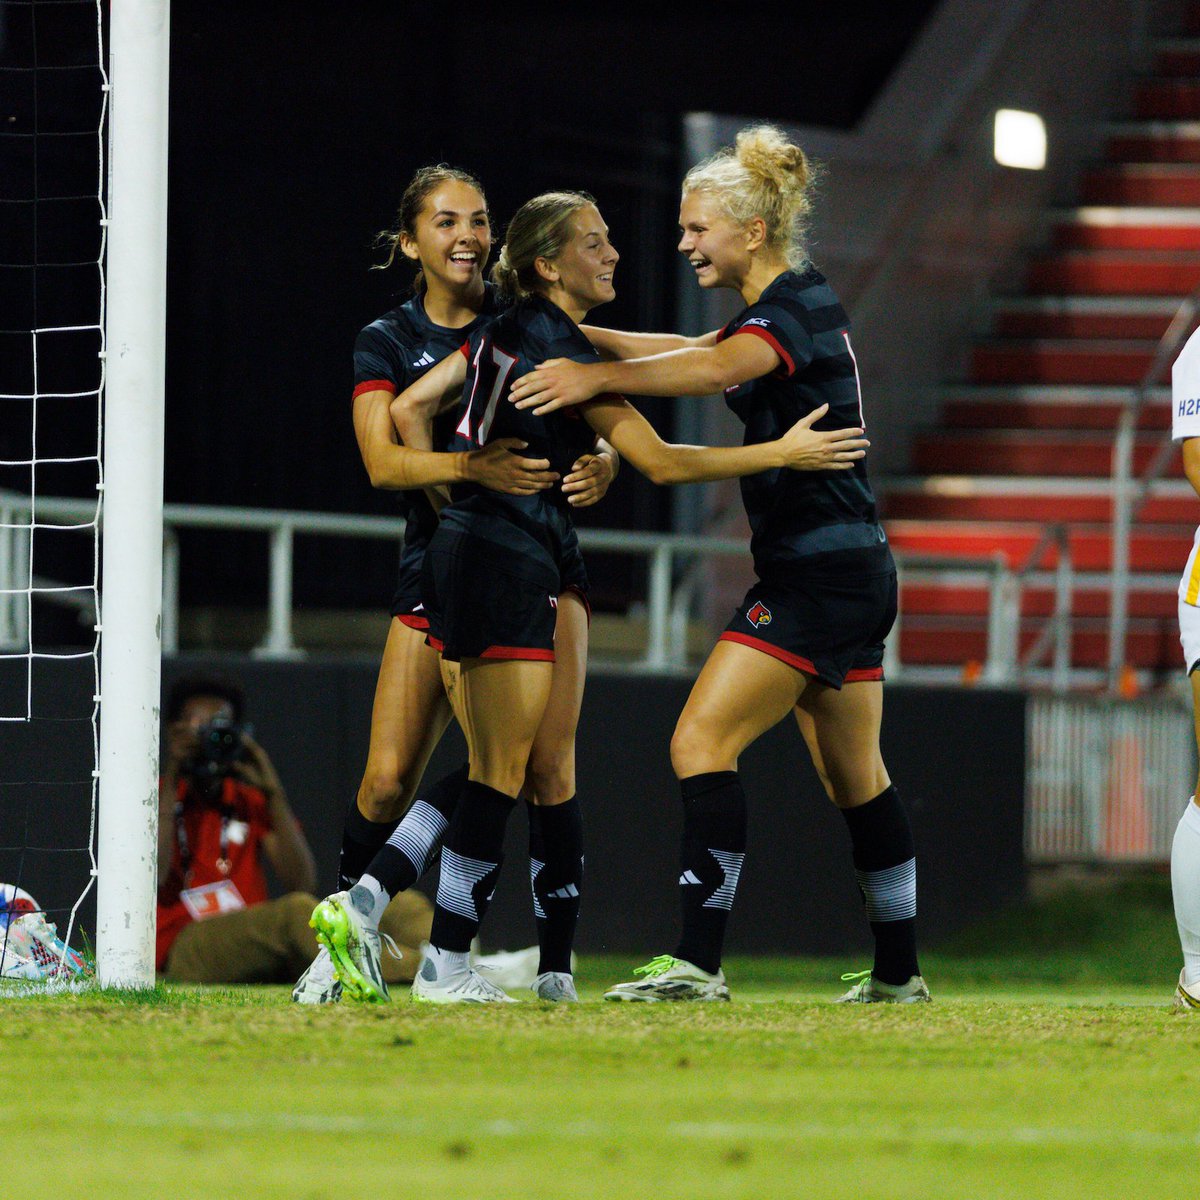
[480,645,555,662]
[397,613,430,631]
[719,630,818,675]
[843,666,885,683]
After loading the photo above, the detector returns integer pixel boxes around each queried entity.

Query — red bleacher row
[881,26,1200,676]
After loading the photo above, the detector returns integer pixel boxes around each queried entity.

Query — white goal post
[95,0,170,988]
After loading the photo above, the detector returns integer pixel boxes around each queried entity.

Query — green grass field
[5,875,1194,1199]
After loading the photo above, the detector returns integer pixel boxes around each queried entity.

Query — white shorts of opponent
[1179,527,1200,674]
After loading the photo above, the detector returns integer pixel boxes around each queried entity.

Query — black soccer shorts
[720,560,897,689]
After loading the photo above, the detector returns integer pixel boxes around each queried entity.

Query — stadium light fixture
[994,108,1046,170]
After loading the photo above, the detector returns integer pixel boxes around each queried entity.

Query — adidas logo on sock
[548,884,579,900]
[679,870,702,885]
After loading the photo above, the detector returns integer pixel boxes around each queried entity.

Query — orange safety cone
[1103,724,1151,858]
[1118,664,1140,699]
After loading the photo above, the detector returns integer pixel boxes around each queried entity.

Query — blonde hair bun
[735,125,810,194]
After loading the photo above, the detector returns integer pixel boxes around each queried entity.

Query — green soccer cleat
[604,954,730,1002]
[309,892,389,1004]
[835,969,931,1004]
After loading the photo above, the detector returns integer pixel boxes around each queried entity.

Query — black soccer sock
[672,771,747,976]
[337,803,399,892]
[528,797,584,975]
[840,784,920,986]
[428,779,516,953]
[363,763,468,898]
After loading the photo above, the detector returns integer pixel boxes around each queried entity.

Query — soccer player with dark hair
[291,167,619,1003]
[509,125,929,1005]
[309,190,868,1003]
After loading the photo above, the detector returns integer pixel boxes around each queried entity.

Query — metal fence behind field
[1026,693,1196,864]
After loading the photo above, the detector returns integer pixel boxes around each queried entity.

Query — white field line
[99,1109,1200,1151]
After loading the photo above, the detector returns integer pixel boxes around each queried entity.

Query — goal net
[1,0,168,988]
[0,0,108,980]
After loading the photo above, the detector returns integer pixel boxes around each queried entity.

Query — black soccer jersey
[718,268,881,569]
[449,294,599,510]
[426,295,600,590]
[352,284,504,551]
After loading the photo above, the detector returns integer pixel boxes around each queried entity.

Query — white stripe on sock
[436,848,495,922]
[702,849,745,912]
[387,800,449,874]
[529,857,546,919]
[855,858,917,922]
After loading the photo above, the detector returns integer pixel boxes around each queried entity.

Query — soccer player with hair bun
[291,165,619,1003]
[311,188,867,1004]
[510,125,930,1005]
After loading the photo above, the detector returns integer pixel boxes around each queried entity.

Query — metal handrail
[1107,282,1200,692]
[0,490,1036,680]
[1015,523,1072,692]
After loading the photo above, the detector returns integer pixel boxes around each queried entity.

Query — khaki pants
[164,889,434,985]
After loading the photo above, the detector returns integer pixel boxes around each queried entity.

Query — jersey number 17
[457,341,518,446]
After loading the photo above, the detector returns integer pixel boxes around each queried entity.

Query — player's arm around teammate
[298,167,565,1002]
[384,192,868,1005]
[515,127,926,1005]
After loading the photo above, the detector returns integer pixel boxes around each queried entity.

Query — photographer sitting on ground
[156,672,433,987]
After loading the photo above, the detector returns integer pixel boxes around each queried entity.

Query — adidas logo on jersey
[411,351,436,368]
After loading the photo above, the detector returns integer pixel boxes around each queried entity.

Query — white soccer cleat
[471,944,544,991]
[835,970,931,1004]
[5,912,90,979]
[291,944,342,1005]
[604,954,730,1002]
[531,971,578,1002]
[411,953,516,1004]
[1173,969,1200,1011]
[0,941,43,981]
[309,892,389,1004]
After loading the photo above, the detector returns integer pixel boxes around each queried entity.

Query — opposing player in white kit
[1170,324,1200,1010]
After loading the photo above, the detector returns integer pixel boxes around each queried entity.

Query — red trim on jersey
[352,379,397,400]
[480,645,556,662]
[397,613,430,631]
[459,340,471,359]
[719,630,816,675]
[844,666,885,683]
[730,325,795,376]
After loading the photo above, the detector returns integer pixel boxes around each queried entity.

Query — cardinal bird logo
[746,601,773,627]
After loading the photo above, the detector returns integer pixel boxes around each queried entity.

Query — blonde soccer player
[509,125,929,1004]
[292,166,618,1003]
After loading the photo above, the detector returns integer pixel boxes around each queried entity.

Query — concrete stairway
[882,25,1200,682]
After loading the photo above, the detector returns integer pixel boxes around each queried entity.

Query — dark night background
[2,0,939,615]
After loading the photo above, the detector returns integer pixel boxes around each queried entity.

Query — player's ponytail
[491,191,596,301]
[682,124,817,270]
[372,164,488,293]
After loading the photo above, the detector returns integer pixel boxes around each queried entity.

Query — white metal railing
[2,489,1072,680]
[1108,284,1200,692]
[1026,691,1195,863]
